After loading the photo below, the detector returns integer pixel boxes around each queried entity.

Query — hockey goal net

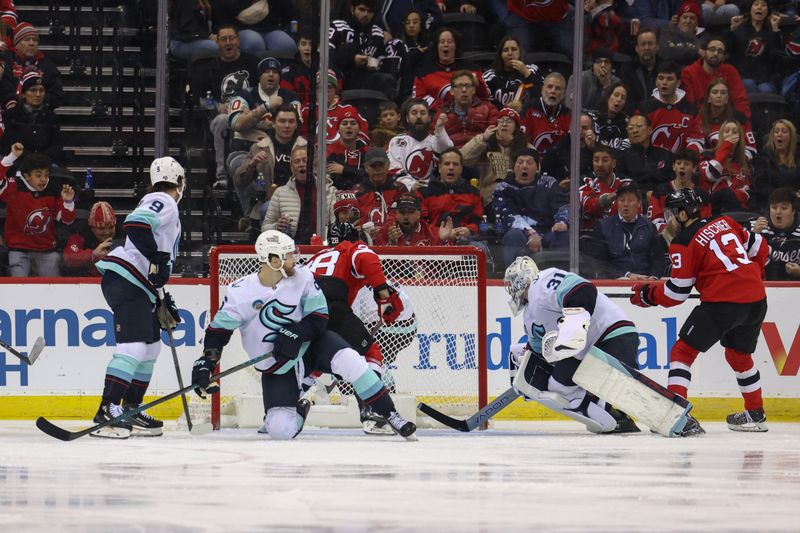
[197,245,487,429]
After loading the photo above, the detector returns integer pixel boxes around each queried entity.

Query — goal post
[203,244,488,430]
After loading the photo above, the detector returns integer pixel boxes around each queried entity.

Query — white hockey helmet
[504,256,539,316]
[256,230,297,276]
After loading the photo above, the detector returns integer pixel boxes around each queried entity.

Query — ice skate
[360,403,394,435]
[727,407,768,432]
[676,414,705,437]
[124,405,164,437]
[90,402,132,439]
[293,398,312,438]
[608,407,640,434]
[384,411,417,441]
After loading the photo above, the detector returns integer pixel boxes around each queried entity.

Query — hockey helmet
[327,221,360,245]
[256,230,297,276]
[503,256,539,316]
[665,188,702,219]
[150,156,186,201]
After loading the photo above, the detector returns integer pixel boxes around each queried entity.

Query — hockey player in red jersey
[305,222,404,433]
[630,189,770,433]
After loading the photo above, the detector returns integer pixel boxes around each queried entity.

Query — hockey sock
[667,339,699,399]
[352,369,393,417]
[365,343,383,374]
[101,353,139,404]
[725,347,763,410]
[122,359,156,405]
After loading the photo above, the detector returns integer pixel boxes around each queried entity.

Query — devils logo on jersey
[24,207,51,236]
[533,131,559,153]
[745,38,765,58]
[405,148,436,179]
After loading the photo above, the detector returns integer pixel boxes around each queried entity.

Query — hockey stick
[0,337,45,366]
[166,328,213,435]
[36,351,273,442]
[417,386,521,432]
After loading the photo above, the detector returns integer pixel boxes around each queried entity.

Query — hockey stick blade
[0,336,45,366]
[36,352,273,442]
[418,387,521,432]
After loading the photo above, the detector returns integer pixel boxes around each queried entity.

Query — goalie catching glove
[374,284,403,324]
[155,291,181,330]
[192,348,221,398]
[630,283,657,308]
[543,307,591,362]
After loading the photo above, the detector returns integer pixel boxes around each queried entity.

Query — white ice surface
[1,420,798,533]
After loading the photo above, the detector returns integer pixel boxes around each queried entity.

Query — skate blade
[190,422,214,435]
[130,427,163,437]
[728,423,768,432]
[90,427,131,439]
[362,420,396,436]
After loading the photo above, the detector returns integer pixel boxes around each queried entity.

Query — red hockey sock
[365,343,383,373]
[725,347,763,411]
[667,340,700,399]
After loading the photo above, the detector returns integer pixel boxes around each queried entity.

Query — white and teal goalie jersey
[523,268,634,360]
[97,191,181,301]
[209,266,328,372]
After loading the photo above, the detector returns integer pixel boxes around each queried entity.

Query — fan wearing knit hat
[63,201,119,275]
[3,21,63,109]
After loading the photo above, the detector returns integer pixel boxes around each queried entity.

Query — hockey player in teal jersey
[191,230,417,440]
[91,157,186,438]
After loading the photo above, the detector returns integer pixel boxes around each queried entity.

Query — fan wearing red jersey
[305,233,404,433]
[630,188,769,433]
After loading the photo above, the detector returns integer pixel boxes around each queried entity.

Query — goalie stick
[417,386,520,432]
[0,337,45,366]
[36,351,274,442]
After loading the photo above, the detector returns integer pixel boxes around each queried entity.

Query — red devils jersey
[578,174,632,230]
[522,98,571,154]
[306,241,388,305]
[326,139,368,169]
[300,100,369,143]
[637,94,695,152]
[507,0,569,23]
[653,215,767,307]
[685,112,757,160]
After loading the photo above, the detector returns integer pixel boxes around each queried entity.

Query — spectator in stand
[648,148,712,232]
[493,147,569,267]
[388,98,452,190]
[168,0,218,60]
[589,81,630,151]
[261,145,336,242]
[412,27,485,107]
[616,114,673,193]
[697,119,752,212]
[212,0,296,55]
[482,35,540,110]
[299,70,369,144]
[62,201,119,276]
[373,193,440,246]
[0,23,62,110]
[522,72,570,155]
[752,119,800,212]
[504,0,574,57]
[369,101,404,149]
[638,60,696,152]
[658,1,704,67]
[387,9,434,101]
[579,145,632,230]
[620,28,661,112]
[681,36,751,118]
[0,8,17,52]
[354,147,405,238]
[0,146,75,277]
[326,112,370,190]
[542,112,596,183]
[460,107,530,208]
[685,78,756,160]
[280,29,313,106]
[566,47,621,111]
[377,0,441,40]
[329,0,400,100]
[702,0,740,27]
[636,0,685,29]
[750,187,800,280]
[588,182,668,279]
[583,0,639,57]
[727,0,783,94]
[433,70,499,148]
[189,24,259,189]
[421,148,483,244]
[2,71,64,165]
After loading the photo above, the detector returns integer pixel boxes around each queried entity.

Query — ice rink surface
[1,420,798,533]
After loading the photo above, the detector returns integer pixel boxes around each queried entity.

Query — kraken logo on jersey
[259,299,298,342]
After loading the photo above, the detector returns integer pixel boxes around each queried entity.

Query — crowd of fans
[2,0,800,281]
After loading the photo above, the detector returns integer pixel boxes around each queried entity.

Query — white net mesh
[195,245,486,428]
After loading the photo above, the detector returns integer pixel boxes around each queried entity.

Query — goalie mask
[504,256,539,316]
[150,156,186,202]
[328,221,360,245]
[256,230,297,277]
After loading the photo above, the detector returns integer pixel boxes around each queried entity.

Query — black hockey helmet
[665,188,702,218]
[328,221,360,245]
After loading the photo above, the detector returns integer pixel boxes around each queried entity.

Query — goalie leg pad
[572,347,693,437]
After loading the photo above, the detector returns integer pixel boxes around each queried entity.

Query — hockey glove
[630,283,657,308]
[148,251,172,289]
[192,348,221,398]
[375,285,404,324]
[155,291,181,330]
[273,322,311,360]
